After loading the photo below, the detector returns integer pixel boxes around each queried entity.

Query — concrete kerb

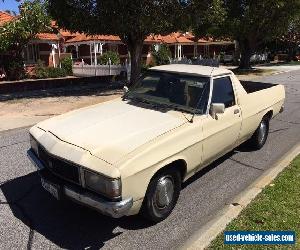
[182,143,300,250]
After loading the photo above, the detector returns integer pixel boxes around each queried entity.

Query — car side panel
[237,84,285,143]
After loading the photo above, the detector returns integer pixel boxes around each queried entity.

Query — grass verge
[208,155,300,250]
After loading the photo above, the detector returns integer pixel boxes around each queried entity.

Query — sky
[0,0,23,13]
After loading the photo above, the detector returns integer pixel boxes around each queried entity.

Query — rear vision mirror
[210,103,225,119]
[123,86,129,94]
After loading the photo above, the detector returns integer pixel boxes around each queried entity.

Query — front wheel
[141,169,181,223]
[249,118,269,150]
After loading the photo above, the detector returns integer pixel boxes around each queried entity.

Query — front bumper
[27,149,133,218]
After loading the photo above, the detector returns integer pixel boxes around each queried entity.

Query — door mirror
[210,103,225,119]
[123,86,129,94]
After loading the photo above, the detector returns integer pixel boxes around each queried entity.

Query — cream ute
[28,65,285,222]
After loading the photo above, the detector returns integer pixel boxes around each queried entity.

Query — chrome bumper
[64,187,133,218]
[27,149,133,218]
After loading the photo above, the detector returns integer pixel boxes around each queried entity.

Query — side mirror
[123,86,129,94]
[210,103,225,119]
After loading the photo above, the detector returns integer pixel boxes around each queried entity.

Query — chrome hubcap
[258,121,267,144]
[154,176,174,209]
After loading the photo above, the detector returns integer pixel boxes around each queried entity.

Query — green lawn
[284,61,300,65]
[208,156,300,250]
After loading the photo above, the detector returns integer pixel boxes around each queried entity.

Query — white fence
[73,65,127,77]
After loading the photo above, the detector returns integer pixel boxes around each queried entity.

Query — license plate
[41,178,60,200]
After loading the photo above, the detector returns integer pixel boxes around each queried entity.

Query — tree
[0,0,51,79]
[152,44,172,65]
[47,0,194,85]
[280,15,300,60]
[193,0,300,69]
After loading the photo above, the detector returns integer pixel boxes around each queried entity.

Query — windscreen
[126,70,210,114]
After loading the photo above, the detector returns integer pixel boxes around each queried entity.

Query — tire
[141,169,181,223]
[249,117,270,150]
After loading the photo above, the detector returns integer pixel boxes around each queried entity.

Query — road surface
[0,70,299,249]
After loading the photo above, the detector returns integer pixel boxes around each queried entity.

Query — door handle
[234,109,240,114]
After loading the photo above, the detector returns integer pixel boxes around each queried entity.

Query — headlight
[30,135,39,156]
[84,170,121,199]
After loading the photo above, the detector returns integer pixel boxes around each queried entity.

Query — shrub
[7,57,27,80]
[141,63,155,74]
[152,45,172,66]
[47,67,67,78]
[36,61,67,79]
[98,51,120,65]
[60,56,73,75]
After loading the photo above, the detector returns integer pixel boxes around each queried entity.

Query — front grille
[38,145,81,185]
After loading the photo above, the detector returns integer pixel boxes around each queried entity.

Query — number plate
[41,178,60,200]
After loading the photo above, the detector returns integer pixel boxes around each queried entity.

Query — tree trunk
[239,49,252,69]
[127,38,144,86]
[238,39,254,70]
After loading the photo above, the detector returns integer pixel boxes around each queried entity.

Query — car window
[211,77,235,108]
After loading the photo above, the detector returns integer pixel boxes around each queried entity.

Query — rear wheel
[249,117,269,150]
[141,169,181,223]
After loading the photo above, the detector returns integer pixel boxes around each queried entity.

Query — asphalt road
[0,70,299,250]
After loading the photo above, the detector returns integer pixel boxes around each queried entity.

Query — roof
[149,64,232,77]
[144,35,163,44]
[0,11,15,26]
[36,33,59,41]
[63,31,233,46]
[65,32,198,45]
[59,29,79,38]
[161,33,194,44]
[66,34,121,43]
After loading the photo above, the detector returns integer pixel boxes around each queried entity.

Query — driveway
[0,70,299,249]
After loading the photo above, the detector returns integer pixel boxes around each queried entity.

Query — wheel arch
[264,110,273,121]
[151,159,187,182]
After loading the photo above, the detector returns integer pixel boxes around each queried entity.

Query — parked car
[28,65,285,222]
[223,54,234,64]
[250,53,268,64]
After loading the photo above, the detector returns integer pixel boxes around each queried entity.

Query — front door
[202,75,242,165]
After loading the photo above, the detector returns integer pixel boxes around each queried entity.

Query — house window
[24,44,40,64]
[108,44,118,52]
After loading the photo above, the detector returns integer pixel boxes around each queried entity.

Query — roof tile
[0,11,15,26]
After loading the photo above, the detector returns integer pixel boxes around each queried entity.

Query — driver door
[202,75,242,165]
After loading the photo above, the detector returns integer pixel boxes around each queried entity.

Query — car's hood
[37,100,186,164]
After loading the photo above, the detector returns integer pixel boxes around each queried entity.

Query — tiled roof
[63,31,232,46]
[161,33,194,44]
[59,29,79,38]
[160,34,177,44]
[36,33,60,41]
[144,35,163,43]
[0,11,15,26]
[66,34,121,43]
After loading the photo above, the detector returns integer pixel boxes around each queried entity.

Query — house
[0,11,62,67]
[0,10,15,25]
[1,10,235,69]
[63,31,235,65]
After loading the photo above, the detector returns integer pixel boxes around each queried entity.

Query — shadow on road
[0,172,150,249]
